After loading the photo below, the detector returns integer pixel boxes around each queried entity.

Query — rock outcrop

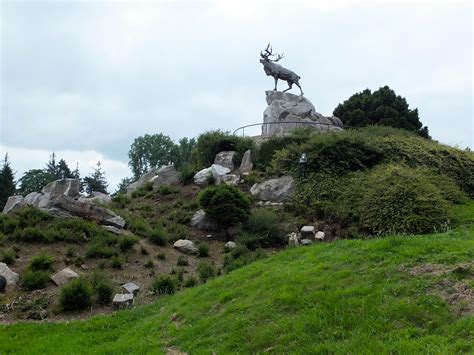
[194,167,213,186]
[2,179,126,229]
[262,91,343,135]
[127,165,179,195]
[51,268,79,286]
[214,151,236,171]
[250,176,295,202]
[239,150,253,174]
[190,210,218,231]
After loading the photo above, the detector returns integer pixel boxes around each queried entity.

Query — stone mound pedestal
[262,91,343,136]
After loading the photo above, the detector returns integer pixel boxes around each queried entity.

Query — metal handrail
[232,120,344,136]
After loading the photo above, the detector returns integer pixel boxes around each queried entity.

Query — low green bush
[197,261,216,283]
[21,270,50,290]
[183,276,198,288]
[148,227,168,246]
[199,185,251,229]
[59,277,93,311]
[0,248,16,265]
[238,209,287,249]
[86,242,117,259]
[167,224,186,243]
[89,271,113,305]
[337,165,452,235]
[112,194,131,208]
[197,242,210,257]
[157,185,179,195]
[151,275,176,295]
[179,164,196,185]
[118,236,138,252]
[28,254,54,271]
[110,255,123,269]
[156,252,166,260]
[177,255,188,266]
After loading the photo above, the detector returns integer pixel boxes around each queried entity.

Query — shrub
[197,261,216,283]
[110,255,123,269]
[148,227,168,246]
[167,224,187,243]
[125,215,152,237]
[86,242,117,259]
[192,130,255,169]
[183,276,198,288]
[140,246,148,255]
[177,255,188,266]
[112,194,131,208]
[16,207,53,227]
[21,270,50,290]
[157,252,166,260]
[151,275,176,295]
[338,165,451,235]
[179,164,196,185]
[197,242,210,257]
[199,185,251,228]
[145,259,154,269]
[11,227,46,242]
[0,248,16,265]
[118,236,138,252]
[157,185,179,195]
[59,277,93,311]
[28,254,54,271]
[89,271,113,305]
[238,209,287,249]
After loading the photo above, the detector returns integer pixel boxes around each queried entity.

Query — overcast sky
[1,0,472,191]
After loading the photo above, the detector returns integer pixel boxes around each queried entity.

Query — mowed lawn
[1,202,473,354]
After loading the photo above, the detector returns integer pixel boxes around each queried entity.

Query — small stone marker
[288,233,300,247]
[300,226,315,239]
[300,239,313,246]
[51,268,79,286]
[315,231,325,241]
[113,293,134,308]
[122,282,140,295]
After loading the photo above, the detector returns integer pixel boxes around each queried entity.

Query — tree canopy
[83,161,108,194]
[333,86,429,138]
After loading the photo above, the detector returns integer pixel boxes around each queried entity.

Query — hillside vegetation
[1,201,473,353]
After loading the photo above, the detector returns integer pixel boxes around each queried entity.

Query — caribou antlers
[260,43,284,62]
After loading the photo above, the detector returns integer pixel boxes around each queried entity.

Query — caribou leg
[295,82,304,96]
[273,77,278,91]
[283,81,293,93]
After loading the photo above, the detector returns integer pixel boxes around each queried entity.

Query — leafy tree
[0,154,16,209]
[128,133,177,179]
[18,169,53,195]
[83,161,108,195]
[174,137,196,170]
[333,86,429,138]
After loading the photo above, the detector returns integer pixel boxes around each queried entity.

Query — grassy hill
[1,201,473,354]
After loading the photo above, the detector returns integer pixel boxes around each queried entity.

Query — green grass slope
[1,203,473,354]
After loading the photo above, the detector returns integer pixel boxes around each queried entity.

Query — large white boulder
[250,176,295,203]
[194,167,213,186]
[239,150,253,174]
[211,164,231,185]
[190,210,218,231]
[2,196,26,214]
[42,179,81,199]
[214,151,237,171]
[78,191,112,205]
[173,239,199,255]
[0,262,19,286]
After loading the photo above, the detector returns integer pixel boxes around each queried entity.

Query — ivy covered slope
[1,201,473,354]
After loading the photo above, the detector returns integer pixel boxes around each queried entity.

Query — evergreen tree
[57,159,73,179]
[83,161,108,195]
[0,154,16,209]
[71,163,80,179]
[45,152,59,178]
[333,86,430,138]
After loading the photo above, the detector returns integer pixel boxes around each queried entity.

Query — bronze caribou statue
[260,43,303,95]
